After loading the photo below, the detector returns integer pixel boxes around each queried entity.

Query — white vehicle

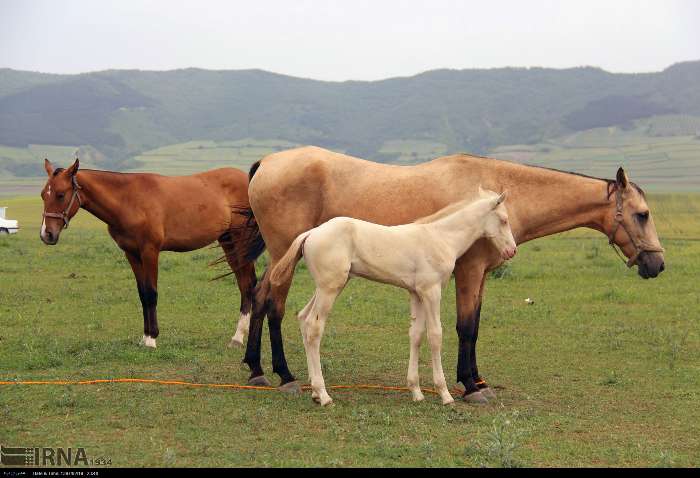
[0,207,19,235]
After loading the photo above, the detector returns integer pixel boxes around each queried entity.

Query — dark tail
[241,160,266,262]
[209,161,266,280]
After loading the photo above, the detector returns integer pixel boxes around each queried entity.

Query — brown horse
[40,158,259,348]
[239,146,665,400]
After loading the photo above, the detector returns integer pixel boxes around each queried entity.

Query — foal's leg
[420,286,454,405]
[303,287,340,406]
[407,292,426,402]
[124,250,150,347]
[139,247,160,348]
[296,292,318,399]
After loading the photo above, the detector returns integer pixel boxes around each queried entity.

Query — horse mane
[522,163,646,199]
[413,197,479,224]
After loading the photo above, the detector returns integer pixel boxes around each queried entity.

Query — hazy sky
[2,0,699,81]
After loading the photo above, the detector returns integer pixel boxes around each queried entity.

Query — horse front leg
[139,247,160,348]
[420,286,453,405]
[454,258,488,403]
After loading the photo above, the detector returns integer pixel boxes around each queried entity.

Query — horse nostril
[659,262,665,273]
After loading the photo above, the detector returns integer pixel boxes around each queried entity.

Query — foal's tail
[270,230,312,288]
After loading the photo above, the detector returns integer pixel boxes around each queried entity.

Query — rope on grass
[0,378,457,396]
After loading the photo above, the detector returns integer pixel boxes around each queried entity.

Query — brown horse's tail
[270,230,312,288]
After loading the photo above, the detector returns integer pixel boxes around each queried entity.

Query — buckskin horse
[40,158,259,349]
[271,190,516,406]
[238,146,665,402]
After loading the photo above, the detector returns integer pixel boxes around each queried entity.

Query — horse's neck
[505,170,613,244]
[427,204,485,258]
[76,171,130,228]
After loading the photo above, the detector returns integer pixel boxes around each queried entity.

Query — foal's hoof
[462,390,489,404]
[248,375,272,387]
[480,387,497,400]
[278,381,302,394]
[227,335,244,348]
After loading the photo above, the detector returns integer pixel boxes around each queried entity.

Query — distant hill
[1,61,700,182]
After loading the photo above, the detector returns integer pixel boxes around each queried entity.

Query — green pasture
[126,139,299,176]
[0,194,699,467]
[490,120,700,192]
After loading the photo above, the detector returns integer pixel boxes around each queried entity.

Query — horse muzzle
[636,251,665,279]
[40,228,60,245]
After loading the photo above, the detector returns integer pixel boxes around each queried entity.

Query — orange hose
[0,378,460,396]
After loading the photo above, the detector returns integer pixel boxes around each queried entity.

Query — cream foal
[270,189,517,406]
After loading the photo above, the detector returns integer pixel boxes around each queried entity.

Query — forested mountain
[1,61,699,173]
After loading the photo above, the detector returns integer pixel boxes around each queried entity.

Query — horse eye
[636,211,649,222]
[57,192,65,200]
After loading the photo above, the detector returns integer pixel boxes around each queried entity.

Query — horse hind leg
[303,287,339,406]
[217,237,257,348]
[407,293,426,402]
[297,293,317,399]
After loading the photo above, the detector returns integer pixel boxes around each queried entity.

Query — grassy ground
[0,194,699,467]
[126,139,299,176]
[490,120,700,192]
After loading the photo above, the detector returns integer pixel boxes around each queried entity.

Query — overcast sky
[2,0,699,81]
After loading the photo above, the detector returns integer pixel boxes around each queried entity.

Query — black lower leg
[268,308,295,384]
[456,311,479,395]
[243,306,266,378]
[469,304,487,389]
[137,284,150,336]
[143,285,159,338]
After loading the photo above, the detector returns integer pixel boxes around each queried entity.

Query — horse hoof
[248,375,271,387]
[442,396,456,406]
[278,381,302,394]
[140,335,157,348]
[227,336,243,348]
[480,387,497,400]
[462,390,488,404]
[319,396,333,406]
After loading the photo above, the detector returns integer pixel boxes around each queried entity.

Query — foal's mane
[413,197,480,224]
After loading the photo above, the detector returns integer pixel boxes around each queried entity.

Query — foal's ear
[493,190,507,208]
[44,158,54,177]
[616,167,629,189]
[65,158,80,177]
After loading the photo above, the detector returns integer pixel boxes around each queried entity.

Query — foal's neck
[427,202,487,259]
[75,170,132,228]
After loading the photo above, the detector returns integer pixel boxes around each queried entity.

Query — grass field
[490,119,700,192]
[126,139,300,176]
[0,193,699,467]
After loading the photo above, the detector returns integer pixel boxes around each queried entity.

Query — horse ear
[65,158,80,177]
[493,190,507,208]
[497,190,508,205]
[616,167,628,189]
[44,158,54,177]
